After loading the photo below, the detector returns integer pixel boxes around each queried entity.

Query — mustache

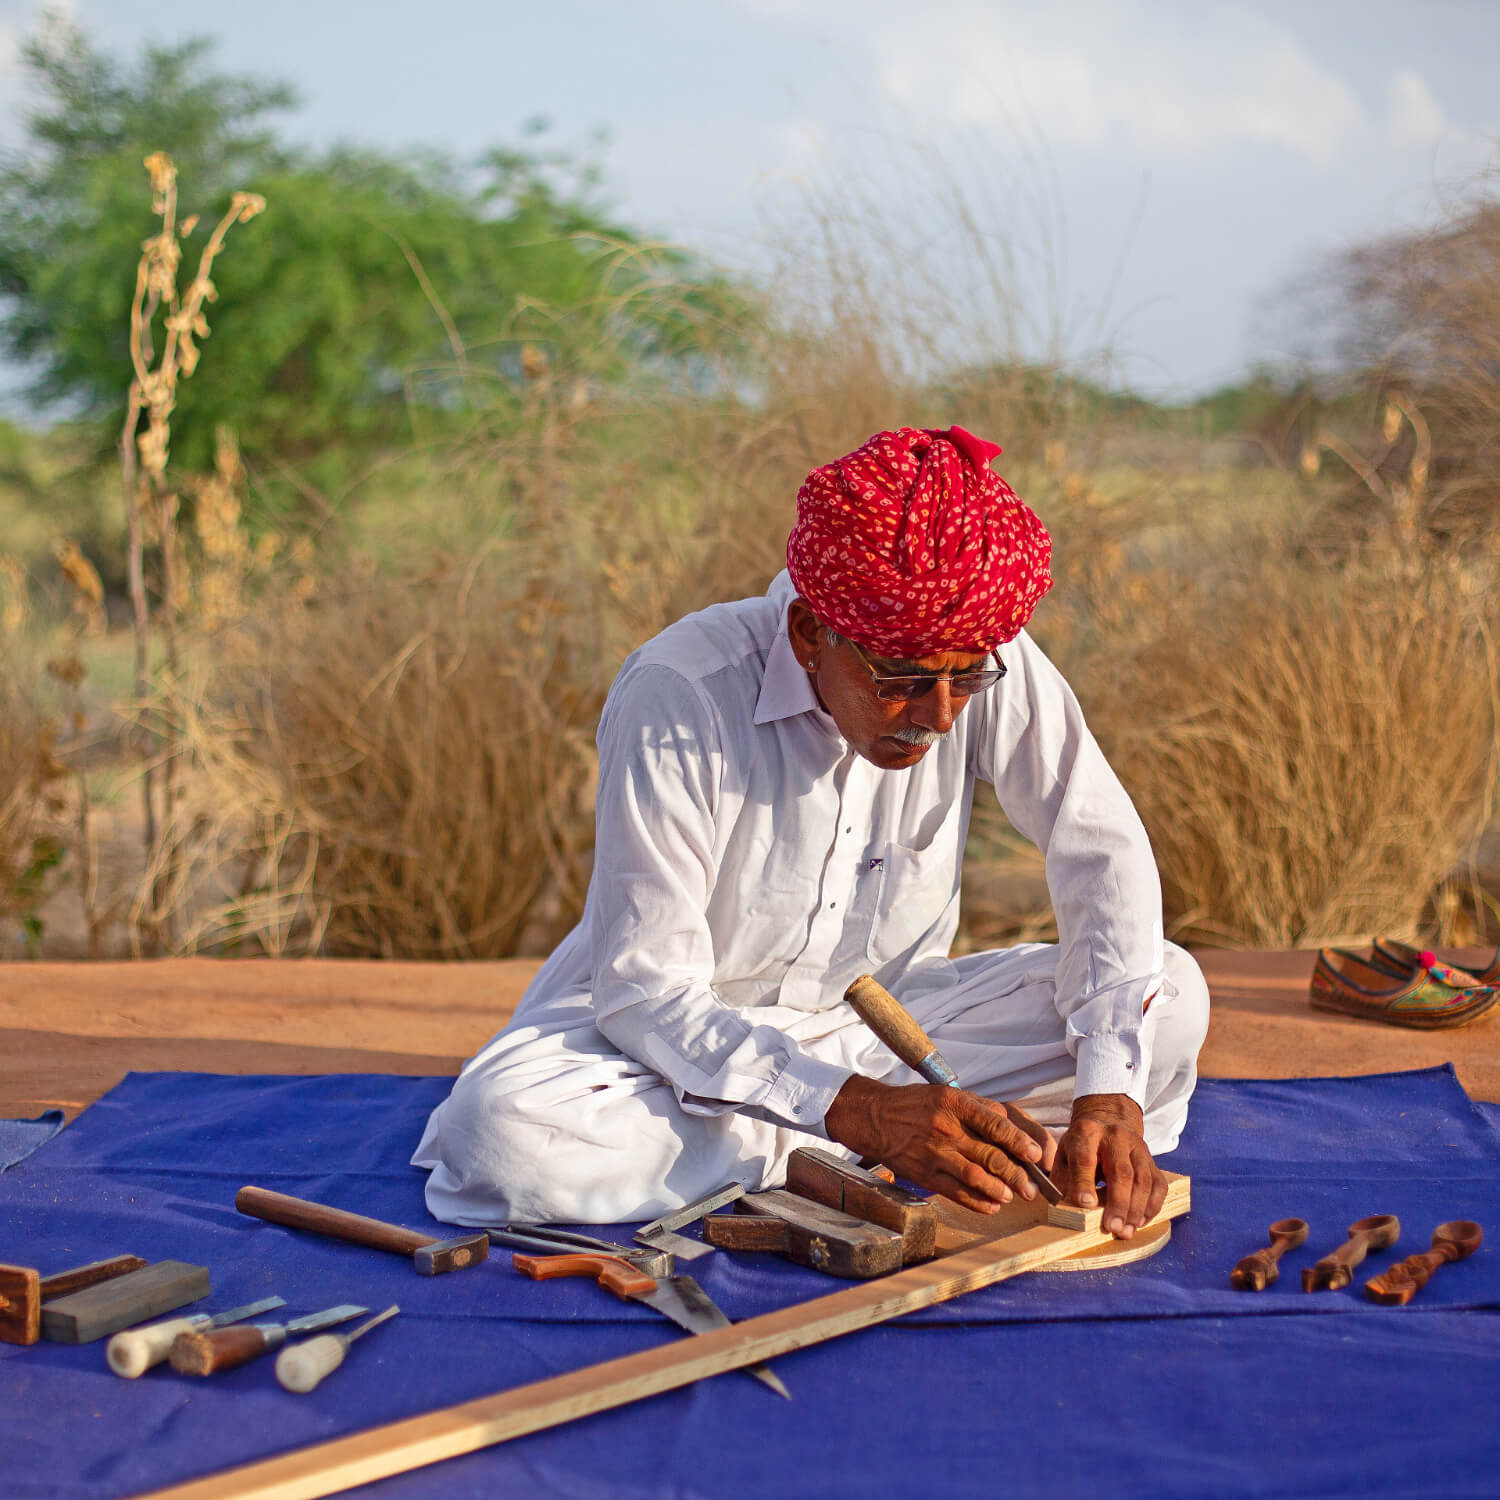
[892,726,945,747]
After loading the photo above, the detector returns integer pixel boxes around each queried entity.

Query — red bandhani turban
[786,425,1053,656]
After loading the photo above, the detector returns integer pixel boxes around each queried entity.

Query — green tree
[0,16,734,477]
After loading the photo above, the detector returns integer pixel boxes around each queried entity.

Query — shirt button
[829,902,837,909]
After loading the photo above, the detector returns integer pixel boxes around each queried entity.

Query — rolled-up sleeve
[588,664,852,1132]
[971,632,1166,1107]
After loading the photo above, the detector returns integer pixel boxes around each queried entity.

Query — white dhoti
[412,942,1210,1225]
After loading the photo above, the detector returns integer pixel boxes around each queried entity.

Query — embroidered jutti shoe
[1309,947,1500,1030]
[1368,938,1500,987]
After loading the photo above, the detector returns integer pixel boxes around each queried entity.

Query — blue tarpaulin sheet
[0,1108,64,1172]
[2,1063,1498,1498]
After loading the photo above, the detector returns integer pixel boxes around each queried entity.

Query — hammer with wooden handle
[235,1187,488,1274]
[844,974,1063,1204]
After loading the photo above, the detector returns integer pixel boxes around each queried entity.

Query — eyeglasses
[844,638,1007,702]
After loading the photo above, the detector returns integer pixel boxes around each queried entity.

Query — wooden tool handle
[511,1253,657,1300]
[236,1186,432,1257]
[106,1314,203,1378]
[40,1255,149,1299]
[276,1334,347,1393]
[845,976,955,1083]
[170,1323,276,1375]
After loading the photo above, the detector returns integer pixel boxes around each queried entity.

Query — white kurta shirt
[509,569,1166,1136]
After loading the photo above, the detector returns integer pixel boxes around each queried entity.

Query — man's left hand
[1053,1093,1166,1239]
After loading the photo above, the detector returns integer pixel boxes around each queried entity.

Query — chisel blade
[282,1304,368,1335]
[207,1295,286,1328]
[635,1275,791,1400]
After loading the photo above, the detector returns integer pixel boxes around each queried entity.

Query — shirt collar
[755,623,819,725]
[755,573,829,727]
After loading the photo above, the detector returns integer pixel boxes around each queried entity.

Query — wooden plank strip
[131,1174,1189,1500]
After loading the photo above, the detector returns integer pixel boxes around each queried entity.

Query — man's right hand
[822,1073,1046,1214]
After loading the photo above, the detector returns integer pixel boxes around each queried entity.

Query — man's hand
[1054,1093,1166,1239]
[823,1074,1055,1214]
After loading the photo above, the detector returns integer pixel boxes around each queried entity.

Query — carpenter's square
[636,1182,747,1261]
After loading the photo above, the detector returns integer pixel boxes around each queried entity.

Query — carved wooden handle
[236,1186,432,1257]
[1303,1214,1400,1291]
[1230,1218,1309,1291]
[1365,1220,1482,1306]
[511,1253,657,1300]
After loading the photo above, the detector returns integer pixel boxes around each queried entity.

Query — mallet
[235,1187,488,1275]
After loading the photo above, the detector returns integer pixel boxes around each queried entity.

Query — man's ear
[786,598,822,671]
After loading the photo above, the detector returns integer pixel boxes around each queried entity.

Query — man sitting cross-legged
[413,424,1208,1239]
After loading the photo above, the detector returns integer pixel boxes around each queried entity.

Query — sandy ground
[1,947,1497,1122]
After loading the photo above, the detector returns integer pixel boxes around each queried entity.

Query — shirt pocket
[864,837,961,965]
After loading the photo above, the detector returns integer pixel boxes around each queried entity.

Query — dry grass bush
[140,145,1500,959]
[160,559,605,958]
[1082,547,1500,948]
[0,664,67,953]
[1307,183,1500,553]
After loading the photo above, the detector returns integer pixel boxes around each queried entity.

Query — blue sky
[1,0,1496,400]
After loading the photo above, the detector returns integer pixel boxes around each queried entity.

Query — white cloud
[738,0,1368,166]
[882,2,1364,164]
[1387,69,1448,147]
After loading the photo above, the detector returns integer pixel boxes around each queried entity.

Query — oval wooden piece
[1034,1218,1171,1271]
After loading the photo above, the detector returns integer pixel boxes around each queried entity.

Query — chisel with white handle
[106,1295,286,1377]
[276,1303,400,1392]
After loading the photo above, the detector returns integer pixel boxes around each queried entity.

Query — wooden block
[41,1260,210,1344]
[733,1190,903,1278]
[702,1214,791,1252]
[0,1254,147,1346]
[785,1148,936,1262]
[1046,1173,1192,1232]
[0,1263,42,1346]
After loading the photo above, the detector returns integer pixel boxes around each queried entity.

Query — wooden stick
[131,1174,1189,1500]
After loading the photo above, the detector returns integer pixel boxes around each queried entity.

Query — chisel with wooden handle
[235,1186,488,1274]
[170,1304,367,1376]
[845,974,1063,1204]
[276,1304,400,1393]
[106,1295,287,1377]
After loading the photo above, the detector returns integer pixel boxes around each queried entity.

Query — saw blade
[634,1275,790,1399]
